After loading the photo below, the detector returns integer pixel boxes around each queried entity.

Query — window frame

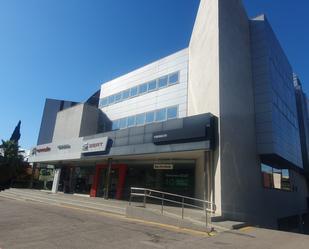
[147,80,157,92]
[130,86,138,97]
[155,108,167,122]
[167,106,178,120]
[168,71,179,85]
[136,113,146,126]
[138,83,148,95]
[158,75,168,89]
[145,111,155,123]
[127,116,136,127]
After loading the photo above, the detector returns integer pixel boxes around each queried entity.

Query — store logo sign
[57,144,71,150]
[36,147,51,153]
[82,137,108,153]
[153,134,168,139]
[153,163,174,170]
[82,143,89,151]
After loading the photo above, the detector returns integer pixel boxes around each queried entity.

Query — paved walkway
[0,188,244,231]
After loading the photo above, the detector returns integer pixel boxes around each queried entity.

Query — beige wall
[189,0,308,226]
[53,104,100,142]
[188,0,222,215]
[218,0,261,221]
[53,104,84,142]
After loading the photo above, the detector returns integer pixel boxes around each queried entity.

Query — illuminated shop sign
[82,137,108,154]
[57,144,71,150]
[153,164,174,170]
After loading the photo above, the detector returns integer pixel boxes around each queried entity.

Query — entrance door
[90,164,127,199]
[96,168,107,197]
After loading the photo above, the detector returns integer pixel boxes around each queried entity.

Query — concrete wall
[80,104,100,137]
[218,0,262,222]
[37,99,77,145]
[100,49,188,121]
[53,104,85,142]
[188,0,221,214]
[188,0,308,226]
[53,104,102,142]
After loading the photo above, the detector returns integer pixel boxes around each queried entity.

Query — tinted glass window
[122,89,130,100]
[100,98,108,107]
[155,108,166,122]
[261,164,291,191]
[148,80,157,92]
[136,113,145,126]
[130,86,138,97]
[108,95,115,104]
[158,76,168,88]
[139,83,148,94]
[127,116,136,127]
[168,72,179,85]
[115,92,122,102]
[167,106,178,119]
[145,111,155,123]
[119,118,127,129]
[112,120,119,130]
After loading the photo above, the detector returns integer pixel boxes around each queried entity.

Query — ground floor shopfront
[49,157,199,201]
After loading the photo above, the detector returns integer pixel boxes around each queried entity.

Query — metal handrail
[129,187,216,229]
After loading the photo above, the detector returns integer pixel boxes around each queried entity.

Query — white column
[52,168,61,193]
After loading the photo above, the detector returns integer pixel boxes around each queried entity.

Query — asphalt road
[0,196,309,249]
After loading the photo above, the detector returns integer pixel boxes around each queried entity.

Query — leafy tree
[0,140,24,189]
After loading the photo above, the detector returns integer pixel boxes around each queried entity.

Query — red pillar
[90,165,102,197]
[115,165,127,200]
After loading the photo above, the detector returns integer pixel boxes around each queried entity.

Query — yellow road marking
[238,226,253,232]
[58,203,212,237]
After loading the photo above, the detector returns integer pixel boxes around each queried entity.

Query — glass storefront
[57,162,195,200]
[58,166,95,195]
[122,163,195,200]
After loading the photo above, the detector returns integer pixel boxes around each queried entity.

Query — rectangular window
[167,106,178,120]
[168,72,179,85]
[127,116,136,127]
[115,92,122,102]
[148,80,157,92]
[122,89,130,100]
[108,95,115,105]
[130,86,138,97]
[136,113,145,126]
[138,83,148,95]
[112,120,119,130]
[158,76,168,88]
[119,118,127,129]
[261,163,291,191]
[145,111,155,123]
[100,98,108,107]
[155,108,166,122]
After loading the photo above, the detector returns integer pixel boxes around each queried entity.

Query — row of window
[99,71,180,108]
[112,106,178,130]
[261,163,292,191]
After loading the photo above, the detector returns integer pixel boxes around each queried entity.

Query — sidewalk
[0,188,245,231]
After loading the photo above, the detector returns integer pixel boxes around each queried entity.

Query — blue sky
[0,0,308,149]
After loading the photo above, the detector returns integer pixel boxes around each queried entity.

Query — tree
[10,120,21,143]
[0,140,23,189]
[0,122,23,190]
